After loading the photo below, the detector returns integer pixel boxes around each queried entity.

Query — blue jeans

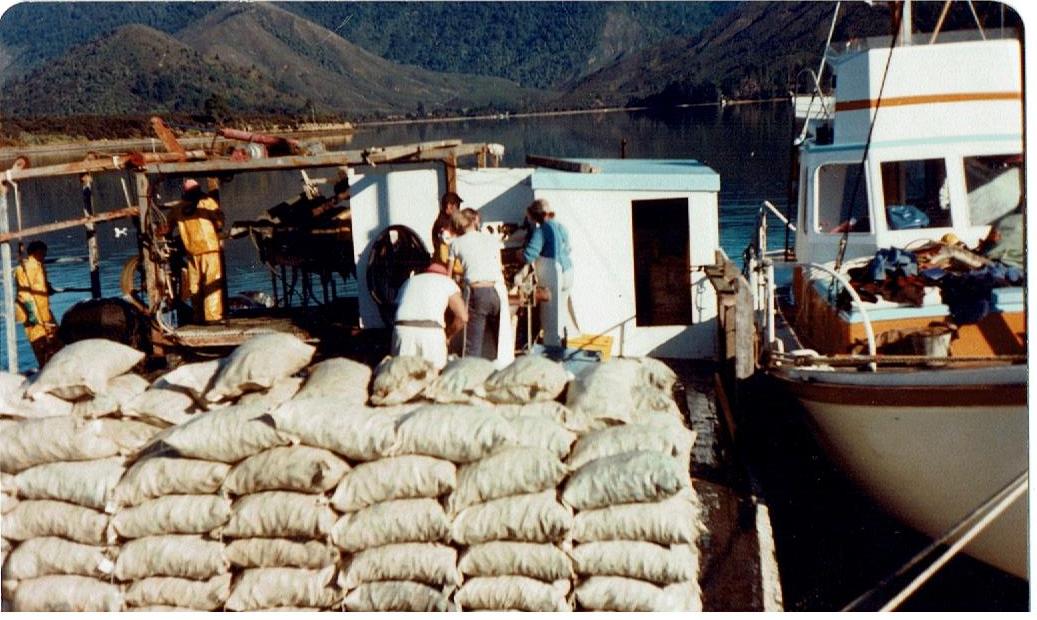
[465,287,501,360]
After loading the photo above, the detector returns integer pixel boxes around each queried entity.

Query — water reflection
[1,103,794,370]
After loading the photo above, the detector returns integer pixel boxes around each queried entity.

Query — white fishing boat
[750,7,1028,580]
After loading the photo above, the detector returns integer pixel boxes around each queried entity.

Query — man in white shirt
[391,262,468,369]
[448,208,513,364]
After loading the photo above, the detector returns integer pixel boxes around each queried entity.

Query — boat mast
[899,0,913,46]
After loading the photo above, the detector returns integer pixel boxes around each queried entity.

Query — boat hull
[773,366,1028,579]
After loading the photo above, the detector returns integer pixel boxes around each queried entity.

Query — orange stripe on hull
[836,91,1021,112]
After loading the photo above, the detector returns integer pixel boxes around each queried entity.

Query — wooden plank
[0,206,139,244]
[0,186,17,371]
[734,276,756,380]
[525,155,600,173]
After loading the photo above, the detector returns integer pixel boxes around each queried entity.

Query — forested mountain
[0,1,731,88]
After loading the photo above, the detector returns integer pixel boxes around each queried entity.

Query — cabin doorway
[631,198,693,326]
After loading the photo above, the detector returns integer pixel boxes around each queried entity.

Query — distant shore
[0,98,788,167]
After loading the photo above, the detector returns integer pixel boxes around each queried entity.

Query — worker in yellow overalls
[175,178,225,323]
[13,240,60,366]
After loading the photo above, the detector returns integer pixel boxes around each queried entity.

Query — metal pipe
[801,262,877,369]
[0,185,18,372]
[80,174,102,299]
[763,200,795,231]
[0,207,139,244]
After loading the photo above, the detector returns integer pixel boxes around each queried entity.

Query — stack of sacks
[560,357,702,612]
[0,339,159,612]
[330,363,505,612]
[447,355,578,612]
[268,358,426,612]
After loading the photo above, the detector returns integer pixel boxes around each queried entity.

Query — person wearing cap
[13,240,60,366]
[523,198,575,348]
[174,178,225,323]
[447,208,514,366]
[432,192,464,272]
[391,262,469,369]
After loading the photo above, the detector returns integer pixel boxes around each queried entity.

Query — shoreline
[0,98,788,164]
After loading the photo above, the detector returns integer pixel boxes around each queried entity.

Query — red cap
[182,178,200,192]
[425,263,449,276]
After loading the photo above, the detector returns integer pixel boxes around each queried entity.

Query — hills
[0,1,1023,140]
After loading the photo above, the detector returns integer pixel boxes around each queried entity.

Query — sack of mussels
[0,334,702,612]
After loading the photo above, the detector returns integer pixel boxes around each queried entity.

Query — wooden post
[0,183,18,371]
[80,173,102,299]
[445,155,458,194]
[135,172,163,354]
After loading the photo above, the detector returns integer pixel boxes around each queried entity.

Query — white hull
[775,366,1028,579]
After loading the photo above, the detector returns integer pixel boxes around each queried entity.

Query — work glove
[24,303,38,327]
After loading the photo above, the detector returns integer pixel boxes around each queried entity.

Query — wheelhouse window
[964,154,1022,225]
[880,159,951,230]
[816,163,870,233]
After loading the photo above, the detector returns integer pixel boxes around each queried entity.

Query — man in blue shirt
[523,199,574,347]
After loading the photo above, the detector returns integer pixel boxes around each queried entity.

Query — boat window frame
[811,159,873,235]
[875,157,955,232]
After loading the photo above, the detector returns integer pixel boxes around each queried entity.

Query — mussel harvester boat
[751,17,1027,579]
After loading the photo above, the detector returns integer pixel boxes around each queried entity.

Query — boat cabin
[350,158,722,359]
[794,34,1023,267]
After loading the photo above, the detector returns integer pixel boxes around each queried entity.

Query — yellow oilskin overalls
[13,255,58,365]
[177,196,224,322]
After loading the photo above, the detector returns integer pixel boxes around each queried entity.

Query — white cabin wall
[349,165,534,328]
[535,188,718,360]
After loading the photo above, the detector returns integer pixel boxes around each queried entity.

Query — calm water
[0,102,794,370]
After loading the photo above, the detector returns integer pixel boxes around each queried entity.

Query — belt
[468,281,497,288]
[395,319,443,329]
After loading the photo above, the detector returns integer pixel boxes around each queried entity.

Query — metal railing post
[0,183,18,371]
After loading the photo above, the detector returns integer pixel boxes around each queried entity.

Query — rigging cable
[833,3,905,272]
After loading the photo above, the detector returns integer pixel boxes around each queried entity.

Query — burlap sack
[330,455,455,513]
[24,338,144,401]
[11,574,123,612]
[220,491,336,539]
[269,398,401,461]
[331,498,450,552]
[567,424,685,470]
[224,566,338,611]
[479,355,569,404]
[575,575,700,612]
[636,357,678,392]
[0,417,120,473]
[0,371,26,412]
[495,400,593,433]
[504,415,576,460]
[223,445,349,495]
[13,456,124,510]
[1,536,115,580]
[342,580,454,612]
[71,373,150,419]
[236,376,304,409]
[338,542,460,590]
[393,404,515,463]
[2,499,111,544]
[154,359,223,399]
[369,355,438,406]
[113,457,230,508]
[1,391,73,420]
[112,494,232,539]
[423,357,496,404]
[137,402,295,463]
[225,538,339,569]
[455,576,571,612]
[449,447,568,514]
[1,490,17,513]
[121,388,196,427]
[562,451,687,511]
[458,541,574,581]
[571,541,697,584]
[205,333,315,402]
[97,419,164,454]
[565,358,641,426]
[632,385,683,418]
[124,574,231,611]
[571,491,701,544]
[296,357,372,404]
[115,534,228,581]
[451,491,573,545]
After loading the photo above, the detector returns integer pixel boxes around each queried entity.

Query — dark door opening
[632,198,692,326]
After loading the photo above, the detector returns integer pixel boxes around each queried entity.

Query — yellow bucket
[566,334,614,361]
